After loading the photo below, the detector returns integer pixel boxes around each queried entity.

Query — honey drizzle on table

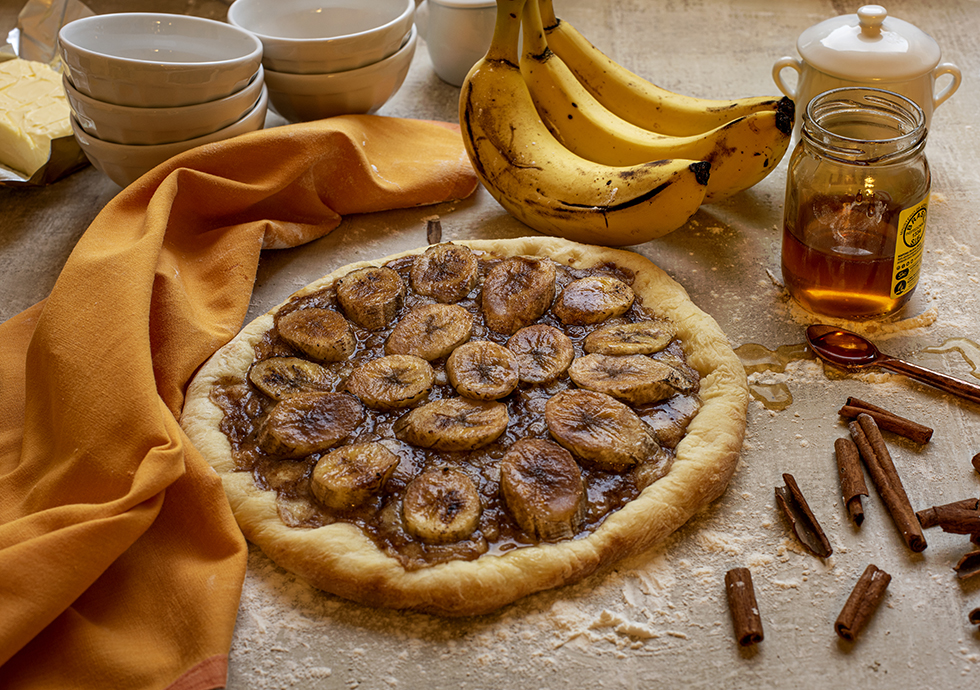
[735,337,980,412]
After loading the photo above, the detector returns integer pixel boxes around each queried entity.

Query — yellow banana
[458,0,710,246]
[539,0,789,137]
[521,0,791,201]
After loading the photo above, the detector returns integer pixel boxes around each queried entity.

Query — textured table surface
[2,1,979,688]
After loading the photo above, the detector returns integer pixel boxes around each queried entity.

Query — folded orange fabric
[0,115,478,689]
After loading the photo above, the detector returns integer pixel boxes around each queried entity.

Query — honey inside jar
[781,88,930,320]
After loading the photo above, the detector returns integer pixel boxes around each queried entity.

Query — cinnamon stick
[835,564,891,641]
[839,397,933,444]
[969,608,980,626]
[954,550,980,580]
[426,218,442,244]
[835,437,869,525]
[725,567,764,646]
[775,473,833,558]
[973,452,980,476]
[916,498,980,535]
[849,414,927,553]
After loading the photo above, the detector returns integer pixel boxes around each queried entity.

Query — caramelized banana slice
[410,242,480,303]
[545,389,659,471]
[310,442,401,510]
[583,319,677,355]
[385,303,473,361]
[257,392,364,458]
[499,438,586,542]
[394,398,508,451]
[336,266,406,330]
[249,356,335,400]
[568,353,693,405]
[276,307,355,362]
[403,466,482,544]
[446,340,520,400]
[506,324,575,384]
[346,354,435,411]
[482,256,556,335]
[553,275,635,326]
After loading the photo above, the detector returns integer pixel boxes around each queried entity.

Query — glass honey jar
[780,87,930,319]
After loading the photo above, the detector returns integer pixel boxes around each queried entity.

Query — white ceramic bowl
[64,67,265,145]
[228,0,414,74]
[59,13,263,108]
[263,24,415,122]
[72,86,268,187]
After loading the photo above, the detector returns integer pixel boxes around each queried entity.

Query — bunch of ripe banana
[458,0,794,246]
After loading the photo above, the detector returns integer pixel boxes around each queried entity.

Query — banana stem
[522,0,549,57]
[539,0,557,28]
[487,0,527,65]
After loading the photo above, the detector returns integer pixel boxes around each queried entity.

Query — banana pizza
[181,236,748,615]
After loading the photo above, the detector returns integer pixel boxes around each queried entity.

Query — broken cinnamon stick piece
[849,414,927,553]
[954,550,980,580]
[835,437,869,525]
[916,498,980,535]
[426,218,442,244]
[835,564,891,641]
[969,608,980,626]
[775,473,833,558]
[725,567,764,646]
[973,452,980,476]
[838,405,933,445]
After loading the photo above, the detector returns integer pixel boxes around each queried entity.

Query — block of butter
[0,58,73,177]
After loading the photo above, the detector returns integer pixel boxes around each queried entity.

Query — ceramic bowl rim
[72,85,268,155]
[59,12,263,69]
[228,0,414,45]
[62,66,265,117]
[263,24,416,89]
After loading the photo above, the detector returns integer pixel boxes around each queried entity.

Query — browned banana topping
[499,438,585,542]
[336,266,406,330]
[482,256,556,335]
[276,307,355,362]
[446,340,520,401]
[553,275,635,325]
[507,324,574,384]
[410,243,480,303]
[257,392,364,458]
[385,303,473,360]
[209,249,702,570]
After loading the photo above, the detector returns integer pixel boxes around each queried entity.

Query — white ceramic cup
[773,56,961,133]
[416,0,495,87]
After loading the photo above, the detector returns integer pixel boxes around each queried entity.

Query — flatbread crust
[181,236,748,616]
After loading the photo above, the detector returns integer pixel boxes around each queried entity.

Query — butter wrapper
[0,0,93,186]
[0,133,89,186]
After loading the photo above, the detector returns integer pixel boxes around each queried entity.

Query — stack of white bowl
[58,13,268,187]
[227,0,417,123]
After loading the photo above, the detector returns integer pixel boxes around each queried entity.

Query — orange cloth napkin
[0,115,478,690]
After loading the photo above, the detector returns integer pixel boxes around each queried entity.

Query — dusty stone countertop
[2,1,978,688]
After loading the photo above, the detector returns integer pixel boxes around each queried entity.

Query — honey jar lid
[796,5,942,81]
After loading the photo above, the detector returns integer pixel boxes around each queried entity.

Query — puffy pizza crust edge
[180,236,749,616]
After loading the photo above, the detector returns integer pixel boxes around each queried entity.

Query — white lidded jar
[773,5,960,138]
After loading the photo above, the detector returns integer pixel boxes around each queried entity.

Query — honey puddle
[734,342,812,411]
[921,338,980,379]
[735,337,980,412]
